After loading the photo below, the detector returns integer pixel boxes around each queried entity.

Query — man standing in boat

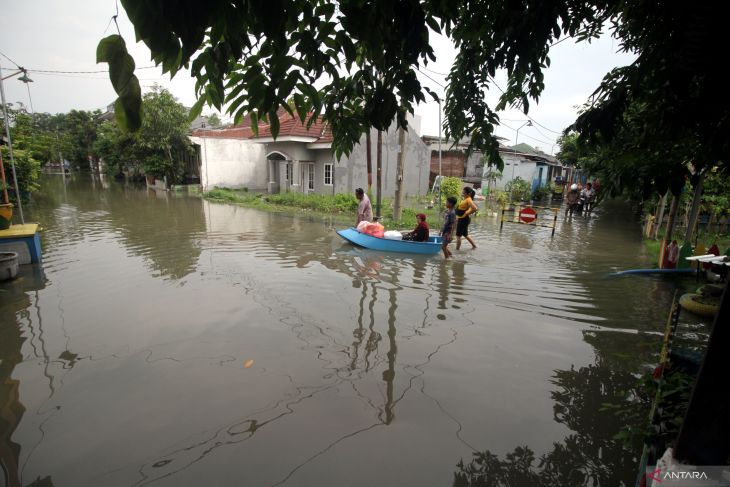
[355,188,373,226]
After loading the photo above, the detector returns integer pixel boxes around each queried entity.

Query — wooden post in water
[551,208,558,237]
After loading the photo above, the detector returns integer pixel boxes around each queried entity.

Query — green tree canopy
[137,86,192,183]
[95,86,192,183]
[99,0,727,186]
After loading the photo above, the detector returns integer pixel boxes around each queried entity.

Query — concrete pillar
[279,161,288,192]
[292,159,301,191]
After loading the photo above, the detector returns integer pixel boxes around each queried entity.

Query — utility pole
[438,98,442,209]
[393,126,406,222]
[366,130,373,197]
[376,130,383,219]
[0,61,25,224]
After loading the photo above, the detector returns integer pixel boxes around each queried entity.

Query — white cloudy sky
[1,0,635,154]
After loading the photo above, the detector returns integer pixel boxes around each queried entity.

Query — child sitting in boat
[402,213,430,241]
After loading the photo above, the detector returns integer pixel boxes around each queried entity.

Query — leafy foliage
[1,147,41,203]
[136,87,192,182]
[94,87,192,183]
[105,0,728,191]
[505,177,531,202]
[440,177,462,201]
[701,169,730,219]
[205,113,222,128]
[96,34,143,131]
[569,4,728,196]
[94,121,137,175]
[532,184,551,201]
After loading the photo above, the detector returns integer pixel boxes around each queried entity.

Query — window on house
[324,163,333,185]
[286,163,293,182]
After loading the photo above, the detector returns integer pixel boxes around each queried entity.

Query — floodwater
[0,175,709,487]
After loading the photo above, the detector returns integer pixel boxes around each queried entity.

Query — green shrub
[532,184,551,201]
[505,177,531,202]
[1,147,41,203]
[440,177,462,199]
[264,192,358,213]
[204,188,260,203]
[493,190,509,208]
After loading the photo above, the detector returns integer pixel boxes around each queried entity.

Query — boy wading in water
[441,197,457,259]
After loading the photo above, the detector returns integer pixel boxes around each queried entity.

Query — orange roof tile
[192,108,333,144]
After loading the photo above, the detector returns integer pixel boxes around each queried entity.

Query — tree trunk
[376,130,383,219]
[683,171,705,244]
[393,127,406,222]
[366,129,372,195]
[659,194,681,268]
[652,192,668,240]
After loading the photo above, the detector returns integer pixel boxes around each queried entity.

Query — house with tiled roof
[191,111,430,197]
[485,143,566,194]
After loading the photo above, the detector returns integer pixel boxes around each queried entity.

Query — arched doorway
[266,151,291,193]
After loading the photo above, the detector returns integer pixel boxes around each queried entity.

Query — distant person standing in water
[355,188,373,226]
[455,187,478,250]
[565,184,580,217]
[440,197,457,259]
[581,182,596,213]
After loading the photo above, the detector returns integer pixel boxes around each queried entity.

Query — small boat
[337,228,442,255]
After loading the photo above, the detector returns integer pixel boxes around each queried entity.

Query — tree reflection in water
[453,362,644,486]
[0,267,56,487]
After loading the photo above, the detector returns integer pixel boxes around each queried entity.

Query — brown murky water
[1,175,709,486]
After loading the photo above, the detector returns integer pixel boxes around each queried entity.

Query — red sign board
[519,207,537,223]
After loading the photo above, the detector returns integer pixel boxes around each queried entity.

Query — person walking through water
[455,187,478,250]
[565,184,580,217]
[355,188,373,226]
[441,197,457,259]
[581,182,596,214]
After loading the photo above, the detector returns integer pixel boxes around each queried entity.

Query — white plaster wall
[192,136,267,191]
[336,124,429,197]
[491,152,540,190]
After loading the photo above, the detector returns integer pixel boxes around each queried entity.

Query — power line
[524,115,563,134]
[26,66,156,74]
[422,65,448,77]
[415,67,445,90]
[0,50,21,68]
[500,122,554,146]
[528,122,555,140]
[26,71,167,81]
[420,58,565,135]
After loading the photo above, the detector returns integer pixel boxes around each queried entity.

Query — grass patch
[202,187,487,231]
[204,188,261,204]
